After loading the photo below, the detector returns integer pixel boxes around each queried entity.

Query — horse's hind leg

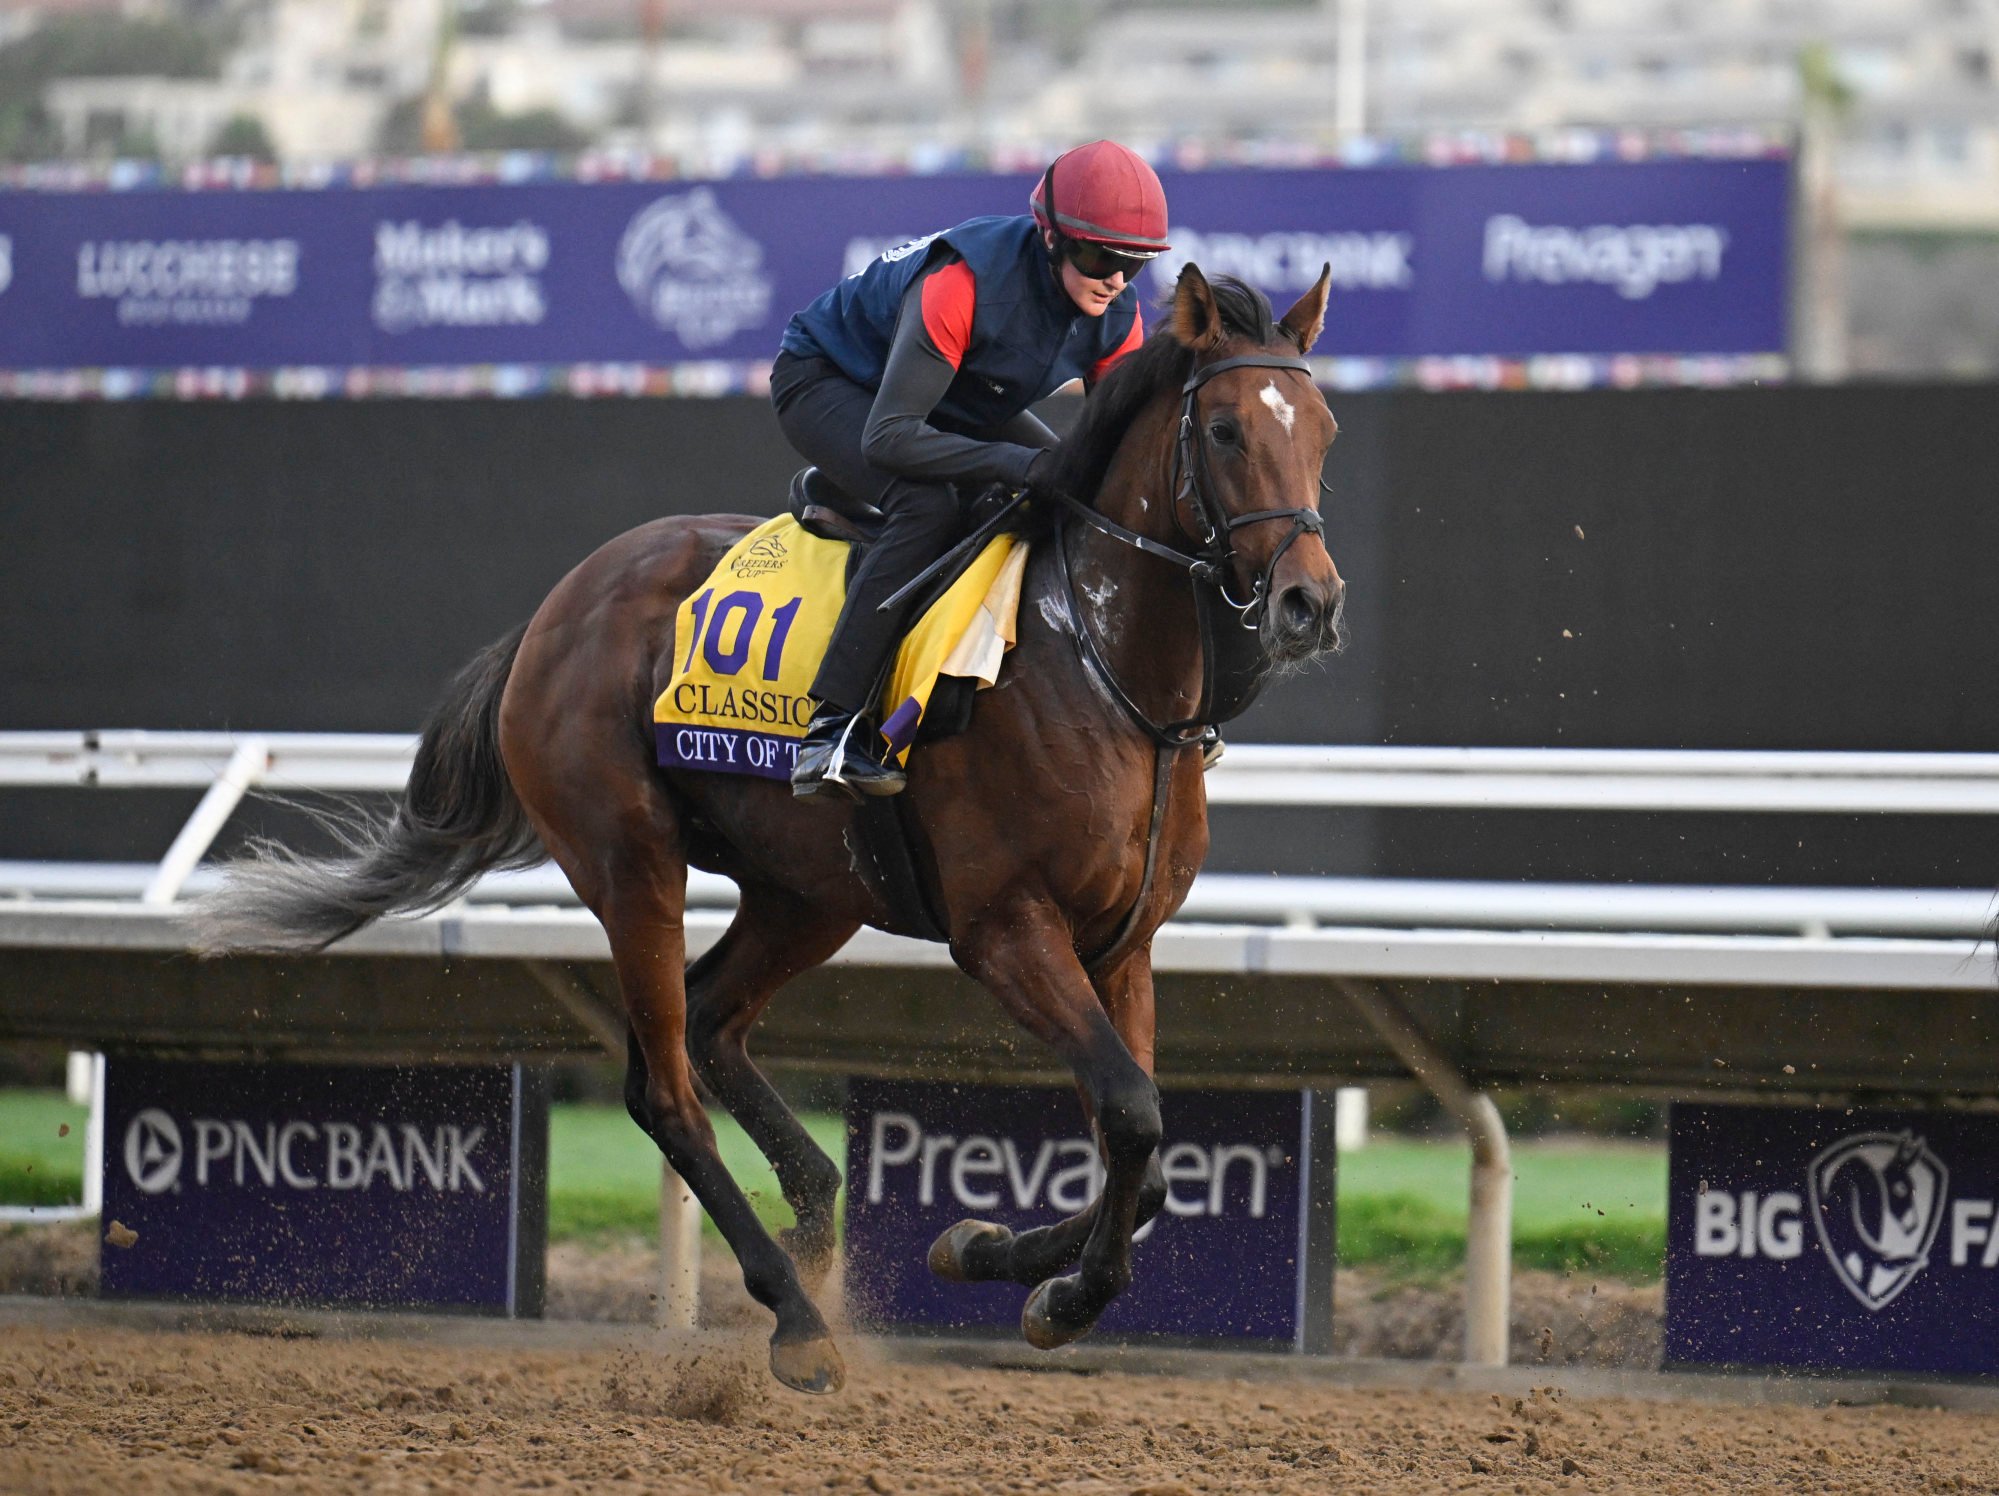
[684,883,859,1283]
[599,865,844,1394]
[952,911,1163,1349]
[931,949,1168,1289]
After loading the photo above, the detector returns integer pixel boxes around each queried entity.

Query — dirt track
[4,1229,1998,1493]
[4,1318,1998,1495]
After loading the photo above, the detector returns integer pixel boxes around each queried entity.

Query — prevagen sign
[844,1078,1334,1347]
[101,1058,547,1315]
[1667,1103,1999,1375]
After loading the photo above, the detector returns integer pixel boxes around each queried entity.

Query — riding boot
[791,707,907,800]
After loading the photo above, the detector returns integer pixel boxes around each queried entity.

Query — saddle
[788,467,884,547]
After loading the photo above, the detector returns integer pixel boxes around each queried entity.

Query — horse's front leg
[930,945,1167,1289]
[952,913,1163,1349]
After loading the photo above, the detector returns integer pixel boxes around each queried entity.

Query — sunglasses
[1064,239,1152,281]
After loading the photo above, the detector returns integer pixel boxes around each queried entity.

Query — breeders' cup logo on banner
[373,218,549,333]
[119,1101,489,1195]
[1808,1131,1948,1311]
[1482,214,1728,299]
[75,236,299,326]
[617,188,771,350]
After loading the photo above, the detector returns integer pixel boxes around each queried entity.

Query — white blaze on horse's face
[1258,380,1296,437]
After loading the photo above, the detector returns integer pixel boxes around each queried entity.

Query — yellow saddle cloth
[652,514,1026,781]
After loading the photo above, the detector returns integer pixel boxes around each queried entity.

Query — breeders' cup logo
[1809,1130,1948,1311]
[617,188,771,350]
[124,1108,184,1194]
[729,532,789,577]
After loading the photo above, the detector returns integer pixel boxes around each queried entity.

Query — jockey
[772,139,1169,799]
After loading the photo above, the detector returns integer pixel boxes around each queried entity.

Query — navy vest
[780,215,1140,432]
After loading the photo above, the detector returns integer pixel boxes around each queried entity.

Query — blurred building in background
[0,0,1994,375]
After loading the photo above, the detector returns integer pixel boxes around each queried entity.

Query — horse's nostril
[1280,588,1319,636]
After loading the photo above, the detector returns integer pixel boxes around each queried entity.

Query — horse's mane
[1047,275,1281,504]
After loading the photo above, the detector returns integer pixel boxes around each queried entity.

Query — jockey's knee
[880,477,960,534]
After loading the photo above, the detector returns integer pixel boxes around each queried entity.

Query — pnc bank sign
[1668,1104,1999,1376]
[101,1059,545,1315]
[122,1105,490,1196]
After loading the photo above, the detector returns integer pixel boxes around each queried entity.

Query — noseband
[1054,349,1326,746]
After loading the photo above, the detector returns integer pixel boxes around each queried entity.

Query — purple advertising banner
[100,1058,547,1315]
[844,1078,1331,1346]
[1668,1103,1999,1377]
[0,154,1789,395]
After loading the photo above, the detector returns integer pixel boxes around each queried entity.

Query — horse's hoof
[928,1219,1012,1283]
[1021,1274,1095,1351]
[769,1333,845,1395]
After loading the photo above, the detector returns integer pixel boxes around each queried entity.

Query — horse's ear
[1278,262,1331,354]
[1171,263,1226,351]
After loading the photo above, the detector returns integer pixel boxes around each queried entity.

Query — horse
[193,263,1346,1395]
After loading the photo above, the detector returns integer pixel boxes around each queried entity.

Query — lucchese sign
[844,1078,1331,1345]
[101,1058,545,1316]
[1667,1104,1996,1375]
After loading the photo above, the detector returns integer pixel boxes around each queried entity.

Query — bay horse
[194,264,1346,1394]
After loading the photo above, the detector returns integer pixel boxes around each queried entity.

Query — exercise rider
[771,139,1169,799]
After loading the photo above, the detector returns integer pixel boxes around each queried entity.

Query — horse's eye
[1207,419,1238,446]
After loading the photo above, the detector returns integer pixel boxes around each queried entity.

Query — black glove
[1024,447,1061,495]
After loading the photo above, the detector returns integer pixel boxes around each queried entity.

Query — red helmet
[1029,140,1170,257]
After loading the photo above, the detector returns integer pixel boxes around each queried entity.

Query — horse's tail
[189,623,544,955]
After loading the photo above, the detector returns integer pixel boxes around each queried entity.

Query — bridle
[1053,344,1330,976]
[1054,348,1328,746]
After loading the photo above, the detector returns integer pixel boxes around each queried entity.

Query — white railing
[2,729,1994,1361]
[4,731,1994,946]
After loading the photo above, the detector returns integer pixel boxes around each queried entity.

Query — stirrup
[792,710,906,800]
[1200,726,1225,771]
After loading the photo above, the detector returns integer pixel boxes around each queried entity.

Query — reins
[1056,347,1326,974]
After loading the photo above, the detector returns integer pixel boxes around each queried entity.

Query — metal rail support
[1338,981,1513,1367]
[524,960,703,1331]
[141,736,268,905]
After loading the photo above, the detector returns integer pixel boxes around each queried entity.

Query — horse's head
[1166,263,1345,663]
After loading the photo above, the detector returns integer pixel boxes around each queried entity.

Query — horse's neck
[1067,402,1206,727]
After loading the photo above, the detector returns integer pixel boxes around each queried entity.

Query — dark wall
[3,384,1995,888]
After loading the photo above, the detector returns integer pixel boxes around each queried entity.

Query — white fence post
[656,1163,702,1330]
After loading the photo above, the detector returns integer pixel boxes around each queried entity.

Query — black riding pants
[770,353,969,714]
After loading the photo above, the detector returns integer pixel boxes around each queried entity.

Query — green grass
[1336,1139,1667,1281]
[548,1103,844,1242]
[0,1091,89,1206]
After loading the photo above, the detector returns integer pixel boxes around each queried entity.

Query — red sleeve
[1088,306,1145,386]
[918,259,977,369]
